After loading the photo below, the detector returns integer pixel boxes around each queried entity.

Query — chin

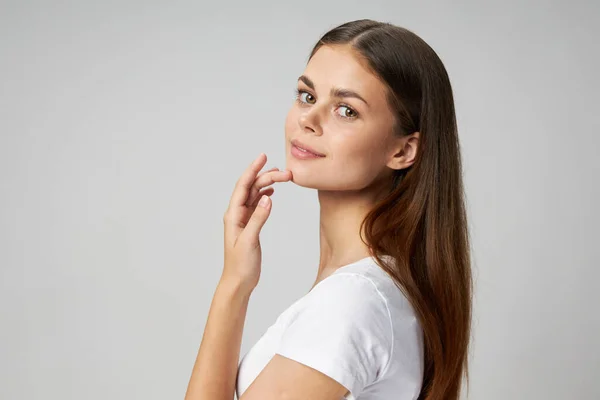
[285,166,338,190]
[284,162,316,188]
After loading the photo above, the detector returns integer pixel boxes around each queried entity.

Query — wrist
[217,274,254,299]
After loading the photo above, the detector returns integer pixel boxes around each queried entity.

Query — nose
[297,107,323,136]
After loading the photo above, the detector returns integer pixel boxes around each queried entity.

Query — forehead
[303,45,389,104]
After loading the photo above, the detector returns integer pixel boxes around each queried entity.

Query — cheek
[332,132,385,176]
[331,129,379,160]
[284,108,298,137]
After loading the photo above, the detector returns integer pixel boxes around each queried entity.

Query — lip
[291,143,324,160]
[290,139,325,157]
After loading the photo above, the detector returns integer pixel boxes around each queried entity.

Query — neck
[313,186,384,286]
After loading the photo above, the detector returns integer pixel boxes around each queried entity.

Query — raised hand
[221,153,292,293]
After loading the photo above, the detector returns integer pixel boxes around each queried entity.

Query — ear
[386,131,420,170]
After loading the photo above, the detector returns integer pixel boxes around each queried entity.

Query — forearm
[185,276,252,400]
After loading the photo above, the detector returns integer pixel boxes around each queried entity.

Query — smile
[291,144,326,159]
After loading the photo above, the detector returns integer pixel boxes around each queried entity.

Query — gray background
[1,1,598,399]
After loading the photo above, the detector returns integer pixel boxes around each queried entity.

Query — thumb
[241,195,272,247]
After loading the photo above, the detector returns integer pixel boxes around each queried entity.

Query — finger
[247,167,279,206]
[250,186,274,207]
[228,153,268,211]
[240,194,272,248]
[224,186,274,248]
[246,170,291,206]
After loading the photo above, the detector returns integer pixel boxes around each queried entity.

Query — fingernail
[258,195,269,208]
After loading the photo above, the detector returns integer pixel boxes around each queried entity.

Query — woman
[185,19,472,400]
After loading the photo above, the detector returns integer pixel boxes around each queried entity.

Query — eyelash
[293,88,359,120]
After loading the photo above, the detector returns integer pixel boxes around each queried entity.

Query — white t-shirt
[235,255,424,400]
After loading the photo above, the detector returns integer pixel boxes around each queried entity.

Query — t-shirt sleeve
[275,273,393,398]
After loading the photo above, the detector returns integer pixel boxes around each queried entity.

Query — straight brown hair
[307,20,473,400]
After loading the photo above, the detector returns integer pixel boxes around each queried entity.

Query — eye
[294,89,316,105]
[336,105,358,119]
[293,88,359,120]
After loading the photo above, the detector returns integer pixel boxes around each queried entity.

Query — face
[284,44,401,192]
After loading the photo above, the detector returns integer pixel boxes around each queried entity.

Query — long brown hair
[307,20,473,400]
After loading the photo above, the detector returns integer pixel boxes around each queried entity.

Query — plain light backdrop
[1,1,598,399]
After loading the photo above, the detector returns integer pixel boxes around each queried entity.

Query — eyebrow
[298,75,369,108]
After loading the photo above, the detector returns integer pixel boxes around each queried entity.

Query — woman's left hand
[222,153,292,293]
